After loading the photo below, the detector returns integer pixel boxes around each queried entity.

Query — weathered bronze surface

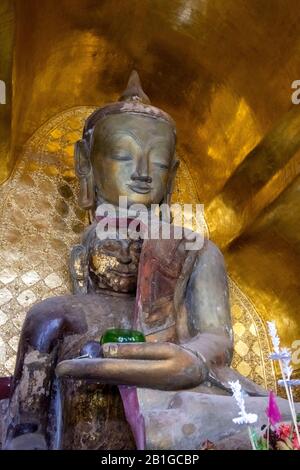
[1,73,275,450]
[6,293,137,450]
[1,1,299,376]
[0,106,276,393]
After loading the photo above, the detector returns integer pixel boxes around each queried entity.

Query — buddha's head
[88,222,142,294]
[75,71,178,210]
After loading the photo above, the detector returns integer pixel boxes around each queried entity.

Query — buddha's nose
[131,172,152,184]
[131,155,152,184]
[117,244,132,264]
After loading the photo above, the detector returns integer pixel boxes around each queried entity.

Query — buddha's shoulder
[196,238,225,264]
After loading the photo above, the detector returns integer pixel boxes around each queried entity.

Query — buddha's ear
[165,157,180,204]
[74,139,95,210]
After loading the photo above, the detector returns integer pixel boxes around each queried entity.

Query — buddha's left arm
[181,240,233,367]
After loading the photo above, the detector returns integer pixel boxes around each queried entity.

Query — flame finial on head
[119,70,151,105]
[84,70,176,137]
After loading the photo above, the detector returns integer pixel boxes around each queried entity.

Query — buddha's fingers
[101,341,177,360]
[55,357,180,389]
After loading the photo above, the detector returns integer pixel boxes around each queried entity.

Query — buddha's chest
[134,239,194,343]
[135,262,179,343]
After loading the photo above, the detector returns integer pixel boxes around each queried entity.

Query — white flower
[229,380,258,426]
[233,413,258,425]
[281,347,293,380]
[269,350,291,361]
[267,321,280,354]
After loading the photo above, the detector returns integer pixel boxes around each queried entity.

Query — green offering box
[100,328,146,345]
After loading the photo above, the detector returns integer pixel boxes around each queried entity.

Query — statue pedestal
[138,391,300,450]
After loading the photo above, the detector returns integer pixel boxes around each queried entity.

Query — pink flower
[277,423,291,439]
[266,391,282,426]
[293,432,300,450]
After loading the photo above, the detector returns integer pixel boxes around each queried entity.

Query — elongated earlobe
[164,158,180,205]
[74,139,95,209]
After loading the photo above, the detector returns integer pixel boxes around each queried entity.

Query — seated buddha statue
[3,71,293,451]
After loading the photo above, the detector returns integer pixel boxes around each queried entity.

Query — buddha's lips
[127,183,152,194]
[109,270,136,278]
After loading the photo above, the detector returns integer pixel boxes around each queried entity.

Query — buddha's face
[91,113,176,207]
[89,234,142,293]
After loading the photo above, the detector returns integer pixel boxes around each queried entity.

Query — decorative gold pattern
[0,107,276,392]
[229,278,276,391]
[0,107,91,375]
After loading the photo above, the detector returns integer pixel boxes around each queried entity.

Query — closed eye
[109,154,133,161]
[153,162,169,169]
[102,241,119,252]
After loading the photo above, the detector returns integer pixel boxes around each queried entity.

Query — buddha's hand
[55,342,208,390]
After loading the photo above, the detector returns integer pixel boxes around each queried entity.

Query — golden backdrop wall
[0,0,300,386]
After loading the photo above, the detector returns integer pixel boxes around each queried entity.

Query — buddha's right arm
[181,240,234,367]
[69,244,88,294]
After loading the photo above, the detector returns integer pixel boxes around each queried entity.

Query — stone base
[2,389,299,450]
[141,392,300,450]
